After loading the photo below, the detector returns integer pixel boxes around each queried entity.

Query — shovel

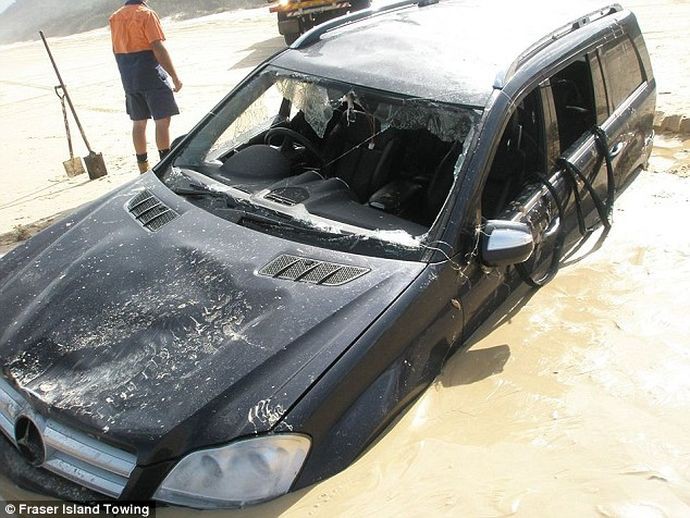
[54,85,85,177]
[40,31,108,180]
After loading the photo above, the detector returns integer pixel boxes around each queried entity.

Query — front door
[458,85,552,338]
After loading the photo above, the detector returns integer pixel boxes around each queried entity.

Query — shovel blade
[63,157,86,177]
[84,152,108,180]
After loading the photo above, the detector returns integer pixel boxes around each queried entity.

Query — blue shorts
[126,88,179,121]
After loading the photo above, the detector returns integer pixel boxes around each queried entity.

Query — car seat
[322,111,400,202]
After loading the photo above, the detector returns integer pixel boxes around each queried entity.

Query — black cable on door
[516,126,616,288]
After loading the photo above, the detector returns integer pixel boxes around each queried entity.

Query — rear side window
[550,56,598,152]
[601,37,644,110]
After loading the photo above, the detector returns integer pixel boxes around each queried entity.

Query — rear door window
[549,56,598,153]
[600,37,645,110]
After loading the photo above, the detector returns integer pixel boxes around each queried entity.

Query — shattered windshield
[170,66,480,260]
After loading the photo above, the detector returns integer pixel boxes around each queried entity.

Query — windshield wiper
[238,211,320,234]
[172,183,223,197]
[238,211,344,237]
[171,183,244,206]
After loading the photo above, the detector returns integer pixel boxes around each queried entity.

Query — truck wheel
[350,0,371,10]
[284,32,299,45]
[278,12,301,45]
[313,9,344,26]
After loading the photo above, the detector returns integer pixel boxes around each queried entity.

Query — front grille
[0,378,136,498]
[259,255,369,286]
[128,189,178,232]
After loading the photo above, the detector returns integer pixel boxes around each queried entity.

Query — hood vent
[128,190,178,232]
[259,254,369,286]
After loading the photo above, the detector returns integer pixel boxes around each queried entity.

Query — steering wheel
[264,127,323,167]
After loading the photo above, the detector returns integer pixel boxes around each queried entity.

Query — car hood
[0,175,424,463]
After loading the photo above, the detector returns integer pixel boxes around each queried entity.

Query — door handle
[609,141,625,158]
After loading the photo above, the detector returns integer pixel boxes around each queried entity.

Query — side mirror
[171,134,188,150]
[481,220,534,267]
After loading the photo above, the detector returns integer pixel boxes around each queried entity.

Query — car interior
[482,90,545,220]
[481,57,598,221]
[174,77,475,240]
[550,57,597,152]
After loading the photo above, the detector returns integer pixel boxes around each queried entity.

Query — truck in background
[268,0,372,45]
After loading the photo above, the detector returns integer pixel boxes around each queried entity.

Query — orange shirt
[109,3,165,54]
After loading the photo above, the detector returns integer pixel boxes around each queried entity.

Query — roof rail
[501,3,623,85]
[291,0,439,49]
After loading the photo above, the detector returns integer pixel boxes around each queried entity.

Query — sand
[1,1,690,516]
[0,6,284,242]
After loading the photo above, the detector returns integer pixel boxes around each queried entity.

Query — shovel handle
[39,30,94,153]
[55,86,75,159]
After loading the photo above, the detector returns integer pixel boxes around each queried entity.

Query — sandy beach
[0,6,284,245]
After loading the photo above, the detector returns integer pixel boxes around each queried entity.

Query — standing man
[109,0,183,174]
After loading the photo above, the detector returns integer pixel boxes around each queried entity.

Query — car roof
[271,0,622,107]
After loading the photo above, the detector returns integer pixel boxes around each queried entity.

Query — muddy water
[2,165,690,516]
[649,135,690,177]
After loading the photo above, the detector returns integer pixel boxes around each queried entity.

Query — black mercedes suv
[0,0,655,509]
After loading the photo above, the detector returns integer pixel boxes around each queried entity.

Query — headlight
[153,434,311,509]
